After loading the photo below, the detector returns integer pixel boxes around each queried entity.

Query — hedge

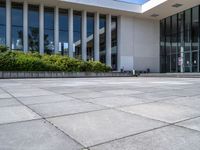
[0,46,111,72]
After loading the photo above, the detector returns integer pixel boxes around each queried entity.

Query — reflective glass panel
[99,15,106,64]
[87,13,94,61]
[28,5,39,52]
[44,7,54,54]
[73,11,82,59]
[11,2,23,50]
[111,16,118,70]
[0,1,6,45]
[59,9,68,55]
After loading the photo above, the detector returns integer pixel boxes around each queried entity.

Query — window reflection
[11,2,23,50]
[0,1,6,45]
[99,15,106,64]
[111,17,118,70]
[44,7,54,54]
[73,11,82,59]
[160,6,200,73]
[28,5,39,52]
[59,9,68,55]
[87,13,94,61]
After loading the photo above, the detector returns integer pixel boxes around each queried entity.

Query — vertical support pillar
[6,0,11,48]
[117,16,122,71]
[39,3,44,54]
[23,0,28,52]
[68,8,73,57]
[54,6,59,54]
[106,14,112,67]
[82,10,87,61]
[94,12,100,61]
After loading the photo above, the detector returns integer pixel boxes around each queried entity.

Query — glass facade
[59,9,68,55]
[28,5,39,52]
[73,11,82,59]
[99,15,106,64]
[160,5,200,73]
[0,1,6,45]
[87,13,94,61]
[1,1,118,70]
[11,2,23,50]
[44,7,54,54]
[111,17,118,70]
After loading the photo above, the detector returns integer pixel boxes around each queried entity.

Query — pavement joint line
[87,124,172,149]
[114,107,171,125]
[173,124,200,133]
[0,118,44,126]
[0,87,85,149]
[116,107,200,128]
[46,107,112,120]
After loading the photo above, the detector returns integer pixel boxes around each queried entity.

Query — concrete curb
[0,71,133,79]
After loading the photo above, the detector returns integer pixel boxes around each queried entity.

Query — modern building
[0,0,200,72]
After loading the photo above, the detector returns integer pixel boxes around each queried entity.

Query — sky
[116,0,150,4]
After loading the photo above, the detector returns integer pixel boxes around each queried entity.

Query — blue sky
[116,0,150,4]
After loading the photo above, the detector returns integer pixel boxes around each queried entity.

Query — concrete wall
[120,16,160,73]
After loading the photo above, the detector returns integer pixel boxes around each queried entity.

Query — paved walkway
[0,77,200,150]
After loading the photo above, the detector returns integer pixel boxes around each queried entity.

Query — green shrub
[0,45,9,52]
[0,46,111,72]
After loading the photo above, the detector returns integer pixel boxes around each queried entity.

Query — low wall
[0,71,133,79]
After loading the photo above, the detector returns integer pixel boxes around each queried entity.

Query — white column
[94,12,100,61]
[39,3,44,54]
[82,10,87,61]
[106,14,112,67]
[6,0,11,48]
[54,6,59,54]
[68,8,73,57]
[23,0,28,52]
[117,16,122,71]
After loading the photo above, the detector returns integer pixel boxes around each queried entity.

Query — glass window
[192,52,198,72]
[185,9,191,31]
[59,9,68,55]
[0,1,6,45]
[111,17,118,70]
[192,6,199,51]
[44,7,54,54]
[28,5,39,52]
[184,52,191,72]
[87,13,94,61]
[161,5,200,73]
[171,15,177,34]
[165,17,171,35]
[11,2,23,50]
[73,11,82,59]
[99,15,106,64]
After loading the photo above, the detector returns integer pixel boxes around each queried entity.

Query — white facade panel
[120,16,160,72]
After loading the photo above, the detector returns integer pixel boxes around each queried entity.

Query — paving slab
[134,92,178,101]
[162,97,200,109]
[101,89,143,96]
[90,125,200,150]
[17,94,76,105]
[177,117,200,131]
[0,98,21,107]
[85,96,146,108]
[8,89,56,98]
[29,100,105,118]
[66,91,113,99]
[48,109,167,147]
[0,120,82,150]
[0,105,41,124]
[0,92,12,99]
[119,102,200,123]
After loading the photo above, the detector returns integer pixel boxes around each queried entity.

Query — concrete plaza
[0,77,200,150]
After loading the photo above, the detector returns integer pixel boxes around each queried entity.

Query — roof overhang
[22,0,200,20]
